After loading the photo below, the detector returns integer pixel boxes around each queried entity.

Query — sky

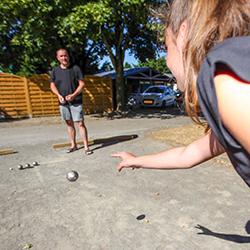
[100,51,138,68]
[100,50,166,69]
[125,52,138,65]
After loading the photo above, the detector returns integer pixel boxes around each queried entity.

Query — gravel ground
[1,110,250,250]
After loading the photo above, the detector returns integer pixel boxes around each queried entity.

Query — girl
[112,0,250,187]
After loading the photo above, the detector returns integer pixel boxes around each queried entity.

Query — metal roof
[95,67,173,80]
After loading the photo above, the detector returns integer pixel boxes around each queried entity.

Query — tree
[0,0,167,110]
[138,56,171,74]
[124,62,132,69]
[0,0,104,75]
[63,0,162,109]
[99,61,114,72]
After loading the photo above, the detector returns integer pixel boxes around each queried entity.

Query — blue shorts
[59,104,84,122]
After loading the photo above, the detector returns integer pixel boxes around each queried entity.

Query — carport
[95,67,175,108]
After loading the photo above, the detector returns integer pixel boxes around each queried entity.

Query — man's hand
[111,151,138,172]
[65,94,75,102]
[58,95,66,104]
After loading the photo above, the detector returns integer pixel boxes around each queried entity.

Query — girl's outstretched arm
[112,131,225,172]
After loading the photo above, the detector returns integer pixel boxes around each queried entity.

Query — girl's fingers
[111,152,121,157]
[117,164,124,172]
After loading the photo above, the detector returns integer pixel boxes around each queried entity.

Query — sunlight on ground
[150,124,231,167]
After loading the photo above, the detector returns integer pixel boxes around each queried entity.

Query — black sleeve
[206,36,250,82]
[49,68,56,83]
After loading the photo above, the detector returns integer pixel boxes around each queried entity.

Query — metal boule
[66,170,79,182]
[32,161,38,166]
[18,164,23,170]
[25,163,31,168]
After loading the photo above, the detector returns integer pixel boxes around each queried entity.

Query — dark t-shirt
[50,65,84,104]
[197,36,250,187]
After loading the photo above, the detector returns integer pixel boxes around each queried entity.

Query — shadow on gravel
[195,221,250,244]
[0,108,30,123]
[80,134,138,151]
[91,107,186,120]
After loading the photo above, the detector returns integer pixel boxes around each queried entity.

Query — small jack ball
[32,161,38,166]
[66,170,79,182]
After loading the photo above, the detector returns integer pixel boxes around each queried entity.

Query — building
[95,67,175,108]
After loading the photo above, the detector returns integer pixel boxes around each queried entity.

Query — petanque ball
[18,164,23,170]
[66,170,79,182]
[25,163,30,168]
[32,161,39,166]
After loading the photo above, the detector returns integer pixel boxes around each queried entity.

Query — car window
[144,87,164,94]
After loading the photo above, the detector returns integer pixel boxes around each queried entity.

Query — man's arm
[50,82,65,103]
[112,131,225,171]
[65,80,85,102]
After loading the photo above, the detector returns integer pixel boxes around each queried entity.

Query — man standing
[50,48,93,155]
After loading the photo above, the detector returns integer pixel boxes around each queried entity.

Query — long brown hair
[166,0,250,125]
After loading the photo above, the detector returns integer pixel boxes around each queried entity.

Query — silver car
[140,85,176,108]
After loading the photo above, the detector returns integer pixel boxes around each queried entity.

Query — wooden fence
[0,73,113,119]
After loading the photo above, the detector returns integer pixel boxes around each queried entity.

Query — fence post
[23,77,32,118]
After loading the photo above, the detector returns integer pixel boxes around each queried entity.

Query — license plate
[143,100,153,104]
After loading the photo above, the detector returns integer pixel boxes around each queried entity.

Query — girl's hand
[111,151,138,172]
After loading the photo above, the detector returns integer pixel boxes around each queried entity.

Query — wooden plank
[30,96,56,100]
[0,103,27,108]
[0,94,26,99]
[32,112,58,115]
[32,105,58,110]
[31,104,58,108]
[52,139,94,149]
[0,83,25,87]
[31,106,59,110]
[32,111,59,115]
[24,78,32,117]
[0,100,27,104]
[0,148,17,155]
[0,89,26,93]
[0,79,25,83]
[52,135,136,149]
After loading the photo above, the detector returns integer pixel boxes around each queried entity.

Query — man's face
[56,49,69,67]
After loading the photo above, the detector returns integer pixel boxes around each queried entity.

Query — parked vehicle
[140,85,176,108]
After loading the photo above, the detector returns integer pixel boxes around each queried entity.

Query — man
[50,48,93,155]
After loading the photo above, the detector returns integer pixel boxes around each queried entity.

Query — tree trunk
[101,23,125,111]
[115,59,125,111]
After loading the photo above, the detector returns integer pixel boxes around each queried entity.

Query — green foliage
[124,62,132,69]
[138,56,171,74]
[58,0,164,108]
[61,0,161,65]
[0,0,102,75]
[0,0,167,108]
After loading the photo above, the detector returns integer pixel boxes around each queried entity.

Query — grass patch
[150,124,231,167]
